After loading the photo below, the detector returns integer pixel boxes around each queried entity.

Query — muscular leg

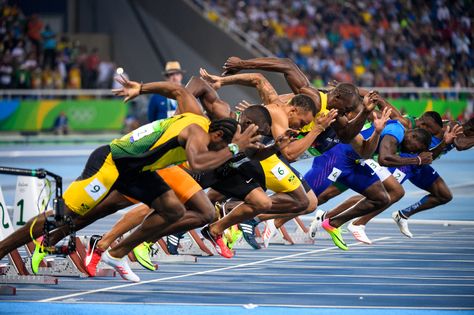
[0,190,131,259]
[329,180,390,228]
[318,184,345,206]
[258,189,318,228]
[399,177,452,218]
[353,176,405,225]
[98,203,152,251]
[107,190,187,259]
[209,187,271,235]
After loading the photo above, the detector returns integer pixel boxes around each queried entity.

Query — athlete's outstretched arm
[430,123,463,158]
[200,68,280,105]
[185,76,233,120]
[222,56,310,94]
[181,124,261,172]
[378,136,432,167]
[351,107,391,158]
[112,75,203,116]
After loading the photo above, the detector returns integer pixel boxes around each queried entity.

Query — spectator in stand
[53,111,69,135]
[0,54,13,88]
[147,61,185,122]
[26,14,42,58]
[198,0,473,88]
[85,47,100,88]
[41,24,56,69]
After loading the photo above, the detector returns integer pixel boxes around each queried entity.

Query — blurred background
[0,0,472,141]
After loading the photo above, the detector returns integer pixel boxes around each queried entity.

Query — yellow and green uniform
[64,113,210,215]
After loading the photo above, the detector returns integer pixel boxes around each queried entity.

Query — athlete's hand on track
[200,68,222,90]
[417,151,433,165]
[231,124,263,152]
[222,56,242,76]
[314,109,338,131]
[235,100,253,112]
[443,124,463,145]
[112,75,141,102]
[373,107,392,133]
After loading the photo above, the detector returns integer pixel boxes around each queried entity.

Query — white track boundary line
[0,149,93,158]
[40,237,391,302]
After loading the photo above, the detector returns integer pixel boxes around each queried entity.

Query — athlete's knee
[437,189,453,204]
[246,194,272,212]
[390,186,405,203]
[370,190,391,208]
[288,193,310,212]
[201,208,216,224]
[153,198,185,223]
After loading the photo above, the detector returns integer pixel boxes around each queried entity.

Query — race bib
[130,124,154,142]
[361,159,380,172]
[271,162,290,181]
[392,169,406,183]
[85,178,107,201]
[328,167,342,182]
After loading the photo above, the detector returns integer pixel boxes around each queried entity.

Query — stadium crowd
[200,0,473,88]
[0,0,116,89]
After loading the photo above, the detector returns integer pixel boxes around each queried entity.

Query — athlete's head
[288,94,316,129]
[401,128,432,153]
[462,118,474,137]
[208,118,238,150]
[328,82,362,114]
[239,105,272,136]
[417,111,443,136]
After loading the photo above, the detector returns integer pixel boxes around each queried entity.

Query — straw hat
[162,61,186,76]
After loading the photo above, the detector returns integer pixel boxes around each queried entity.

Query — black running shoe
[238,219,261,249]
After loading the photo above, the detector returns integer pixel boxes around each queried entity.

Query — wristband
[139,82,144,95]
[228,143,239,156]
[417,156,422,165]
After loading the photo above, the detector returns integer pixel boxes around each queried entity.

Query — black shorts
[115,171,171,207]
[210,168,261,200]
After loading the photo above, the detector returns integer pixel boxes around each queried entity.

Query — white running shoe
[347,222,372,244]
[309,209,326,239]
[262,219,277,248]
[101,250,140,282]
[392,211,413,238]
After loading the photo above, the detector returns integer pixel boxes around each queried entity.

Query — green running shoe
[31,243,47,274]
[132,242,157,271]
[225,225,243,250]
[322,219,348,250]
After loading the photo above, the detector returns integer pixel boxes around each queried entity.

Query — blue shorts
[304,144,380,196]
[389,153,440,190]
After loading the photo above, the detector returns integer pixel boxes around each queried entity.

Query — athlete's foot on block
[392,211,413,238]
[133,242,157,271]
[347,222,372,245]
[166,234,183,255]
[322,219,348,250]
[309,209,326,239]
[239,219,261,250]
[31,242,47,274]
[101,250,140,282]
[201,225,234,258]
[84,235,104,277]
[262,219,277,248]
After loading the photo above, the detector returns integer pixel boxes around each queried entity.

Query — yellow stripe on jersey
[299,91,328,133]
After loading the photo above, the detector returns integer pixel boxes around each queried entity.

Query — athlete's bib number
[130,124,154,142]
[271,162,290,181]
[328,167,342,182]
[85,178,107,201]
[392,169,406,183]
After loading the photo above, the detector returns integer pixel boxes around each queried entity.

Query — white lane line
[13,300,474,310]
[0,149,93,158]
[40,237,391,302]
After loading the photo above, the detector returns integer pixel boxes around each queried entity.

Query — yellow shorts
[260,154,301,193]
[64,150,119,216]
